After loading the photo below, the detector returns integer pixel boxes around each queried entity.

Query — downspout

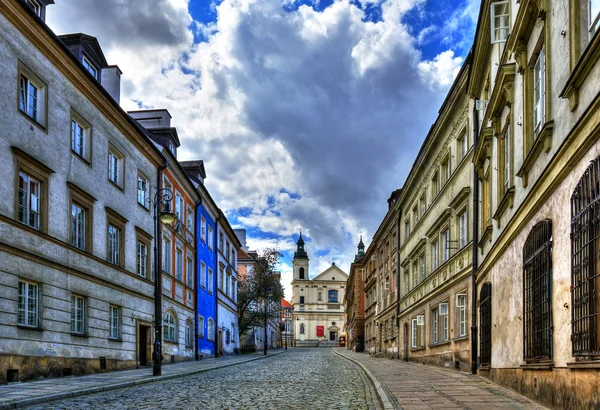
[396,207,402,359]
[214,211,222,357]
[194,197,203,361]
[471,98,480,375]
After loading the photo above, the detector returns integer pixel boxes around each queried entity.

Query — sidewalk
[0,349,286,409]
[334,349,548,410]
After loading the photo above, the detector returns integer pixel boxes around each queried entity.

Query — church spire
[355,235,365,261]
[294,231,308,259]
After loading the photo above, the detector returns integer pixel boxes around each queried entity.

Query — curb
[332,349,398,410]
[0,350,286,409]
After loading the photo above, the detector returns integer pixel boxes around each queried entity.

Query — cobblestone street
[22,349,379,410]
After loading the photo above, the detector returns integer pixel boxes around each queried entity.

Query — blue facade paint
[196,206,216,357]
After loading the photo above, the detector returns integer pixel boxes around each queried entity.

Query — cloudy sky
[47,0,478,299]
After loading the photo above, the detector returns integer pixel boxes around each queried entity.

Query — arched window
[185,319,193,347]
[299,267,305,279]
[523,220,553,361]
[300,323,305,334]
[208,318,215,341]
[328,290,339,303]
[163,311,176,342]
[572,158,600,355]
[479,283,492,367]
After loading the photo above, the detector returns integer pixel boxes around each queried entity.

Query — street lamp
[150,188,176,376]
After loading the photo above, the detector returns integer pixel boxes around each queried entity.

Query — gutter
[396,207,402,360]
[214,212,222,357]
[471,98,480,374]
[194,197,203,361]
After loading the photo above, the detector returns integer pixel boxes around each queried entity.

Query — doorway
[138,325,151,366]
[403,323,409,361]
[218,329,223,355]
[330,331,336,341]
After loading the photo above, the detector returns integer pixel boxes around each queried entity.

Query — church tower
[293,232,309,280]
[354,235,365,261]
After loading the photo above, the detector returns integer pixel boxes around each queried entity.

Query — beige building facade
[291,234,347,346]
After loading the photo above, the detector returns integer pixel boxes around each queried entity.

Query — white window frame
[459,211,468,248]
[208,317,215,341]
[490,1,510,43]
[109,305,120,339]
[175,194,183,221]
[419,253,426,281]
[439,302,449,342]
[82,56,98,79]
[71,120,85,157]
[442,228,450,262]
[457,294,467,337]
[137,175,149,208]
[108,224,121,265]
[461,131,468,160]
[432,239,439,270]
[175,246,184,282]
[18,171,41,230]
[208,226,213,249]
[431,308,438,344]
[186,207,193,231]
[19,73,45,125]
[208,268,214,294]
[163,236,172,273]
[589,0,600,37]
[71,202,85,250]
[200,261,207,288]
[25,0,41,16]
[163,311,176,342]
[107,146,124,188]
[198,315,205,339]
[185,320,193,347]
[18,281,38,328]
[137,241,148,278]
[201,216,206,242]
[71,295,85,335]
[186,254,194,287]
[533,47,546,137]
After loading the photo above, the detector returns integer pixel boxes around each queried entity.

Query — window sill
[566,360,600,369]
[479,225,492,249]
[517,120,554,187]
[71,332,88,338]
[17,324,43,331]
[164,340,178,345]
[493,186,515,225]
[108,179,124,192]
[520,361,554,370]
[429,340,451,348]
[137,202,150,213]
[71,151,91,167]
[18,109,47,133]
[452,335,468,342]
[108,337,123,342]
[410,347,426,352]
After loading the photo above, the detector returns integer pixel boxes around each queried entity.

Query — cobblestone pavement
[336,349,548,410]
[23,349,380,410]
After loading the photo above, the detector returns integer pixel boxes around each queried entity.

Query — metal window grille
[523,220,553,361]
[571,157,600,356]
[480,283,492,366]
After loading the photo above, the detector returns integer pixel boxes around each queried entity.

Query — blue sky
[48,0,478,299]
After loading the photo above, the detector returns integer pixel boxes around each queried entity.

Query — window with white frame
[419,253,426,281]
[175,247,183,282]
[18,171,41,230]
[137,241,148,278]
[460,131,468,161]
[208,268,214,293]
[109,305,120,339]
[431,307,438,344]
[175,194,183,221]
[137,174,149,208]
[208,317,215,340]
[82,56,98,79]
[226,273,231,296]
[200,261,207,288]
[504,124,511,192]
[431,171,439,197]
[18,64,47,127]
[413,206,418,224]
[107,147,124,187]
[232,277,237,302]
[589,0,600,37]
[186,255,193,287]
[412,261,418,288]
[107,224,121,265]
[71,295,85,334]
[231,322,236,342]
[219,232,224,250]
[17,281,38,327]
[432,239,439,270]
[490,1,510,43]
[404,220,410,239]
[459,211,468,248]
[443,156,451,185]
[25,0,41,15]
[442,228,450,262]
[456,294,467,337]
[163,236,172,273]
[201,216,206,241]
[219,266,224,289]
[439,302,449,342]
[71,202,85,250]
[163,311,176,342]
[186,207,193,231]
[420,194,426,216]
[71,119,86,158]
[533,47,546,137]
[208,226,213,249]
[411,315,424,348]
[198,315,205,338]
[185,320,193,347]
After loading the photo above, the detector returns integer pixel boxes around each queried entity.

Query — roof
[238,248,252,260]
[312,264,349,281]
[281,299,293,308]
[58,33,108,67]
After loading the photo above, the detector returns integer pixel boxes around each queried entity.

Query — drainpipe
[471,98,480,375]
[194,197,203,361]
[214,211,222,357]
[396,207,402,359]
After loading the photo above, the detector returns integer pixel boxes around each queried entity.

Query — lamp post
[150,188,176,377]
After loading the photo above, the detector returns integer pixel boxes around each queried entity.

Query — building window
[456,294,467,337]
[442,156,451,185]
[412,261,418,289]
[459,131,468,161]
[18,171,41,230]
[17,281,38,328]
[420,194,426,216]
[186,208,193,231]
[219,232,224,251]
[137,241,148,278]
[200,261,207,288]
[208,268,214,294]
[572,159,600,356]
[200,216,206,241]
[533,47,546,137]
[299,296,305,304]
[300,323,305,334]
[107,145,124,188]
[198,316,205,338]
[226,242,230,261]
[442,229,450,262]
[164,311,176,342]
[328,290,339,303]
[232,278,237,302]
[411,315,424,348]
[231,322,236,342]
[107,224,121,266]
[431,171,438,197]
[419,253,426,281]
[432,239,439,271]
[299,267,305,279]
[431,307,438,344]
[226,273,231,296]
[480,283,492,366]
[459,211,467,248]
[163,236,172,273]
[71,295,85,335]
[185,320,193,347]
[25,0,41,15]
[18,62,47,128]
[490,1,510,43]
[208,318,215,340]
[70,110,91,161]
[175,194,183,221]
[503,124,511,194]
[590,0,600,37]
[71,203,86,250]
[208,226,213,249]
[82,56,98,79]
[439,302,449,342]
[186,255,193,287]
[137,174,149,208]
[175,247,183,282]
[523,220,553,361]
[404,220,410,239]
[412,206,418,224]
[109,305,120,340]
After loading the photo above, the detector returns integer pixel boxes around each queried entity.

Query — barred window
[523,220,553,361]
[571,158,600,356]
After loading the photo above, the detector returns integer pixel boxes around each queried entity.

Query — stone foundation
[480,367,600,409]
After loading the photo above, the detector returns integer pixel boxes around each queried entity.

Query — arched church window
[299,267,305,279]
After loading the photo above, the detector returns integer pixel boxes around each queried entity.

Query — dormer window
[490,1,510,43]
[82,56,98,79]
[168,142,176,156]
[25,0,41,16]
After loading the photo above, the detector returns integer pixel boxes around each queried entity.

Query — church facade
[291,234,348,346]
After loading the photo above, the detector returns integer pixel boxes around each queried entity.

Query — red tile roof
[281,299,293,308]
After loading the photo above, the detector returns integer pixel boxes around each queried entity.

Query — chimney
[101,65,122,104]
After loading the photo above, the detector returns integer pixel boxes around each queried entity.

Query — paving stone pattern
[337,349,549,410]
[23,349,379,410]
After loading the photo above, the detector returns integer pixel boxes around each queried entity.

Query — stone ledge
[566,360,600,369]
